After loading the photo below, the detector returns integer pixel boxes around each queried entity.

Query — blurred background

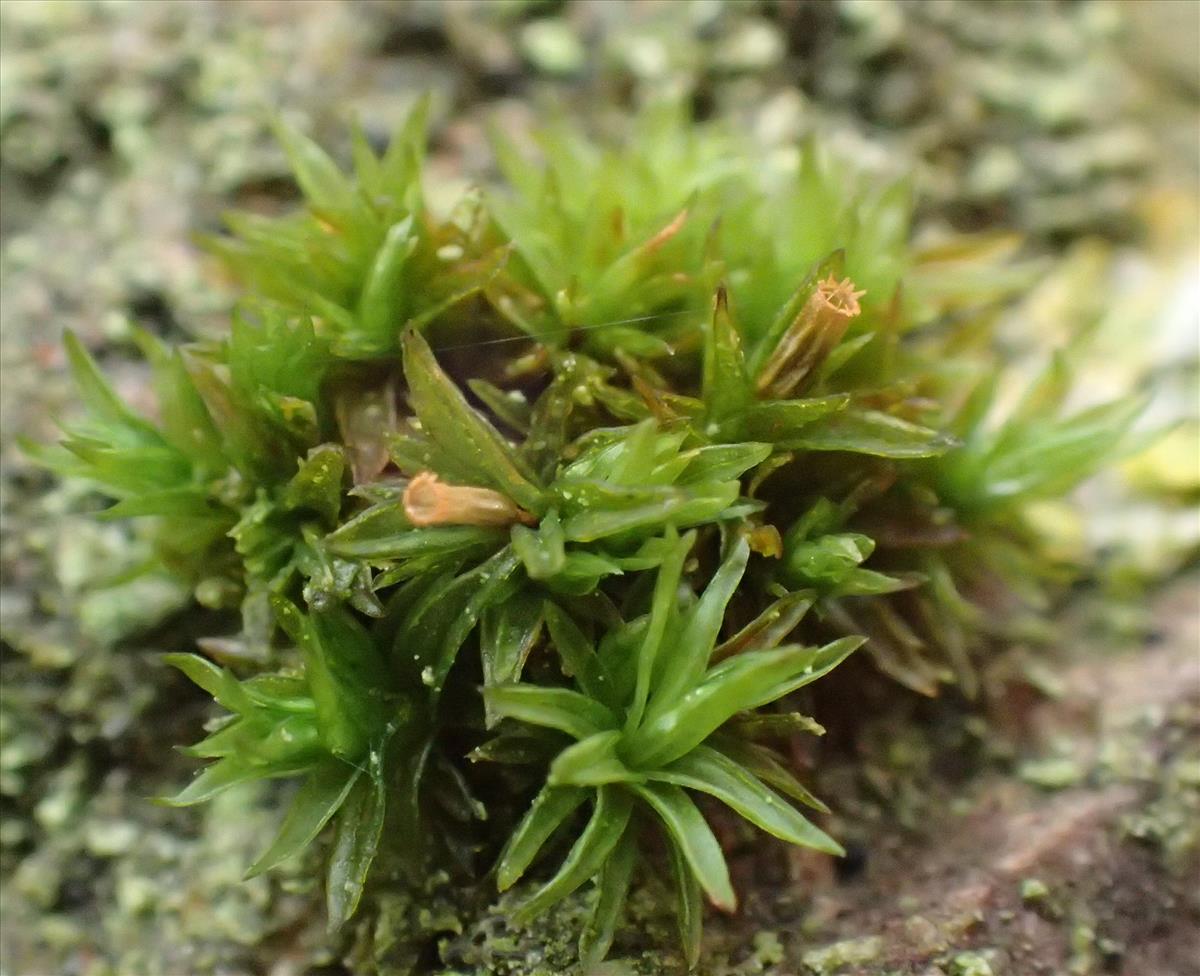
[0,2,1196,974]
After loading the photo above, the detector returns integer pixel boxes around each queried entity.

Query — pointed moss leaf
[401,329,543,510]
[651,535,749,707]
[1011,350,1071,426]
[327,770,387,929]
[631,645,822,767]
[389,428,459,481]
[480,589,544,722]
[467,379,533,434]
[835,568,915,597]
[817,331,876,383]
[652,746,842,854]
[28,439,186,500]
[549,731,642,787]
[727,711,825,739]
[543,600,608,701]
[608,419,661,484]
[357,216,417,347]
[418,246,512,337]
[542,550,625,595]
[595,619,643,708]
[674,444,770,487]
[784,497,843,544]
[63,441,187,486]
[413,546,523,693]
[750,635,865,709]
[388,734,434,878]
[133,328,224,469]
[181,720,255,762]
[951,371,1002,441]
[984,396,1147,504]
[514,785,634,922]
[242,671,310,705]
[488,196,562,307]
[97,488,222,520]
[164,757,274,807]
[470,728,565,766]
[590,325,676,360]
[485,685,616,741]
[271,596,388,760]
[227,308,330,406]
[627,528,692,728]
[631,782,735,911]
[63,331,161,441]
[371,552,459,590]
[560,485,739,543]
[189,352,301,482]
[736,396,851,443]
[579,825,637,967]
[487,124,541,203]
[164,653,254,714]
[247,760,360,877]
[273,119,359,219]
[713,737,829,813]
[703,287,751,425]
[664,823,704,968]
[264,392,319,446]
[380,94,430,213]
[782,408,957,458]
[589,207,694,326]
[284,445,347,526]
[631,639,862,768]
[714,590,814,660]
[185,711,321,766]
[349,117,383,198]
[497,784,588,891]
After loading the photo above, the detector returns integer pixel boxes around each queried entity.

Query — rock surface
[1,3,1196,974]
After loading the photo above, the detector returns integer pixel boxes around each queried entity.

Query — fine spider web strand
[330,714,405,780]
[336,754,372,778]
[429,308,698,353]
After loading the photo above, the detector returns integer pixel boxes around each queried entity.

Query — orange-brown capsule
[403,472,536,528]
[813,274,866,318]
[755,274,866,399]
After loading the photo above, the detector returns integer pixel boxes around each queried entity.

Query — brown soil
[697,580,1200,976]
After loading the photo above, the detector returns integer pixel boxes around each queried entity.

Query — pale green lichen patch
[1018,756,1088,790]
[801,935,884,974]
[1018,877,1048,903]
[948,950,995,976]
[751,930,786,967]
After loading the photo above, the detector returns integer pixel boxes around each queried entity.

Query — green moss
[28,88,1153,969]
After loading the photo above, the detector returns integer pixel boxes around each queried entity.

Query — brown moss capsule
[756,274,866,400]
[814,273,866,318]
[403,471,536,527]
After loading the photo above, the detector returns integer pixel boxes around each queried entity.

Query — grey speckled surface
[1,3,1195,974]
